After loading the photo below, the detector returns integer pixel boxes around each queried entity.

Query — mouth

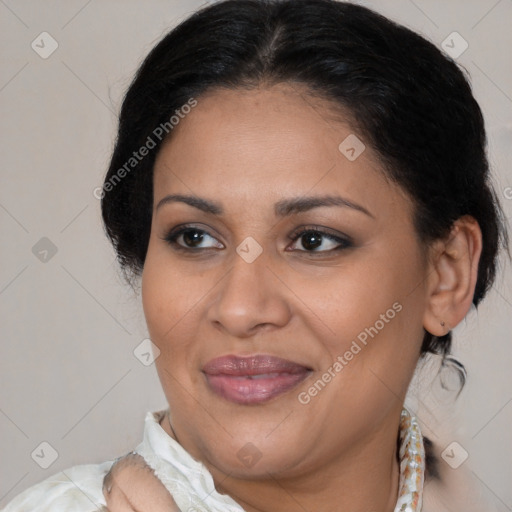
[202,354,313,405]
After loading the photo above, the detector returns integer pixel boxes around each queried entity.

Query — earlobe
[422,216,483,337]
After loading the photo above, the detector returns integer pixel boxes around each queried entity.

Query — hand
[102,452,182,511]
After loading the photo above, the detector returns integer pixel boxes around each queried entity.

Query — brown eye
[162,225,224,251]
[288,227,352,253]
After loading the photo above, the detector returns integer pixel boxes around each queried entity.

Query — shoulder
[2,460,112,512]
[1,410,165,512]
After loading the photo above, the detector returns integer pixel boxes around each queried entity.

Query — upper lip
[202,354,312,376]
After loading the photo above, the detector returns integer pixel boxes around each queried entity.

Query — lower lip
[204,372,311,405]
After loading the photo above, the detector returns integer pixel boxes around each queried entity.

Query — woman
[3,0,509,510]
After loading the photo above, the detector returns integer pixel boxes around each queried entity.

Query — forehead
[152,84,409,219]
[155,83,359,170]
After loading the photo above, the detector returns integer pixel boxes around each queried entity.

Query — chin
[212,445,305,479]
[199,425,311,478]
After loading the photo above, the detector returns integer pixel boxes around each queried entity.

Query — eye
[161,225,224,251]
[161,224,352,254]
[287,226,352,253]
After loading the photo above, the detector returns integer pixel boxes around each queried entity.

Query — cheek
[306,238,426,383]
[141,251,202,407]
[141,247,193,354]
[313,253,420,338]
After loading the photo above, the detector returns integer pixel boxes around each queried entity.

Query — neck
[161,408,402,512]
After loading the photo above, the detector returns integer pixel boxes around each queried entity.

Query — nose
[206,248,292,338]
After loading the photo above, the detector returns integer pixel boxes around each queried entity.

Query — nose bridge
[223,242,271,308]
[208,241,291,335]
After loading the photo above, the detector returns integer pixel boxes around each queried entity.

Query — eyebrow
[155,193,374,218]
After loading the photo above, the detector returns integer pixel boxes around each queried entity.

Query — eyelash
[161,224,352,254]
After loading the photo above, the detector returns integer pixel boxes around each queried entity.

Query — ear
[423,216,483,337]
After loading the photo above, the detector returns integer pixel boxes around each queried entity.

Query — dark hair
[101,0,508,376]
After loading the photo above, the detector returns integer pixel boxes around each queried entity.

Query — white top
[2,407,497,512]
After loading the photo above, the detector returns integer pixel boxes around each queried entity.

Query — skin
[103,453,181,511]
[104,83,482,511]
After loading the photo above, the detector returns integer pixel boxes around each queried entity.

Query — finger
[120,472,182,512]
[103,454,139,512]
[104,480,137,512]
[103,452,182,511]
[102,452,146,497]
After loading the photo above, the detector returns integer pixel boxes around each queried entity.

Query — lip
[202,354,312,405]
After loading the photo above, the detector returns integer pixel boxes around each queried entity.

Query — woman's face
[142,83,430,478]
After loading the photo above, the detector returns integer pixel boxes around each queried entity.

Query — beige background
[1,0,511,507]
